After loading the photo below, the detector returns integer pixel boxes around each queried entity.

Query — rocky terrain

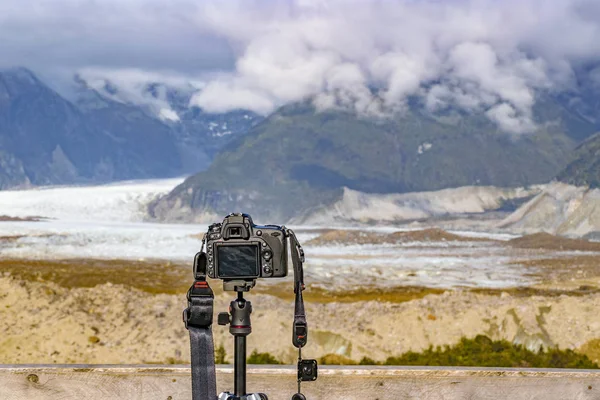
[292,185,541,226]
[499,183,600,238]
[3,269,600,365]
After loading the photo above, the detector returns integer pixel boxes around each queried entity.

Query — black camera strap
[285,228,308,350]
[184,239,217,400]
[285,228,310,397]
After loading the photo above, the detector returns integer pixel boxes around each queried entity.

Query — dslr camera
[201,213,288,281]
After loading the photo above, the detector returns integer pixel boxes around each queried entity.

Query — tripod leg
[234,336,247,396]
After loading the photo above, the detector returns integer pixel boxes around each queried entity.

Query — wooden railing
[2,364,600,399]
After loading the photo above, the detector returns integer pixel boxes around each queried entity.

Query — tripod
[185,219,315,400]
[217,285,268,400]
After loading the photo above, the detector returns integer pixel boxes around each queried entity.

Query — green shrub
[215,345,228,364]
[319,354,356,365]
[382,335,598,369]
[247,350,282,364]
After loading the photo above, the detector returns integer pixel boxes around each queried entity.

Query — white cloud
[486,103,536,134]
[2,0,600,133]
[189,0,600,133]
[190,80,275,115]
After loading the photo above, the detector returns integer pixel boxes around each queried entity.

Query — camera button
[263,251,272,261]
[256,230,262,236]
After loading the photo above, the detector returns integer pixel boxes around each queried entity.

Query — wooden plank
[1,365,600,400]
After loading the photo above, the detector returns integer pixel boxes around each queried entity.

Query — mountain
[73,82,183,180]
[557,132,600,188]
[0,68,260,188]
[0,67,100,187]
[90,82,264,173]
[501,130,600,239]
[0,67,182,188]
[149,97,596,223]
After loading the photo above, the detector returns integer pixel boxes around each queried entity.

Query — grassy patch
[318,335,598,368]
[471,285,600,298]
[383,335,597,368]
[247,350,282,365]
[215,345,228,364]
[578,338,600,365]
[2,258,599,302]
[0,258,445,301]
[0,259,193,295]
[255,284,446,304]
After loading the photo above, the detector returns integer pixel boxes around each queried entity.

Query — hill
[149,98,595,222]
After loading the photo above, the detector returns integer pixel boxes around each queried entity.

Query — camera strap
[285,228,308,349]
[286,228,311,396]
[184,239,217,400]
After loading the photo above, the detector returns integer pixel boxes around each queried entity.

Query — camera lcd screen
[217,244,259,278]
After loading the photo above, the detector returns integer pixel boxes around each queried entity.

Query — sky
[2,0,600,133]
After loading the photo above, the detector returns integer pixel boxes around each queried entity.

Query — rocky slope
[499,182,600,238]
[292,185,541,226]
[3,275,600,364]
[149,98,594,222]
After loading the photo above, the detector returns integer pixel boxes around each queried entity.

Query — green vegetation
[382,336,597,368]
[0,258,192,295]
[558,132,600,188]
[225,336,598,368]
[319,336,598,368]
[247,350,282,364]
[215,345,228,364]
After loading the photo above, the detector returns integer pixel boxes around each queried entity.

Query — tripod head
[222,279,256,292]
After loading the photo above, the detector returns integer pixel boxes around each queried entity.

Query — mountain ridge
[149,97,596,222]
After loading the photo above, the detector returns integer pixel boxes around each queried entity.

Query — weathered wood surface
[2,365,600,400]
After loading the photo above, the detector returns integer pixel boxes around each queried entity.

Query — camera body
[204,213,288,280]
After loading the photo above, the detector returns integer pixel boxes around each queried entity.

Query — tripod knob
[218,312,230,326]
[291,394,306,400]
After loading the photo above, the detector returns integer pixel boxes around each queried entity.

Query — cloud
[0,0,234,91]
[190,0,600,133]
[1,0,600,133]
